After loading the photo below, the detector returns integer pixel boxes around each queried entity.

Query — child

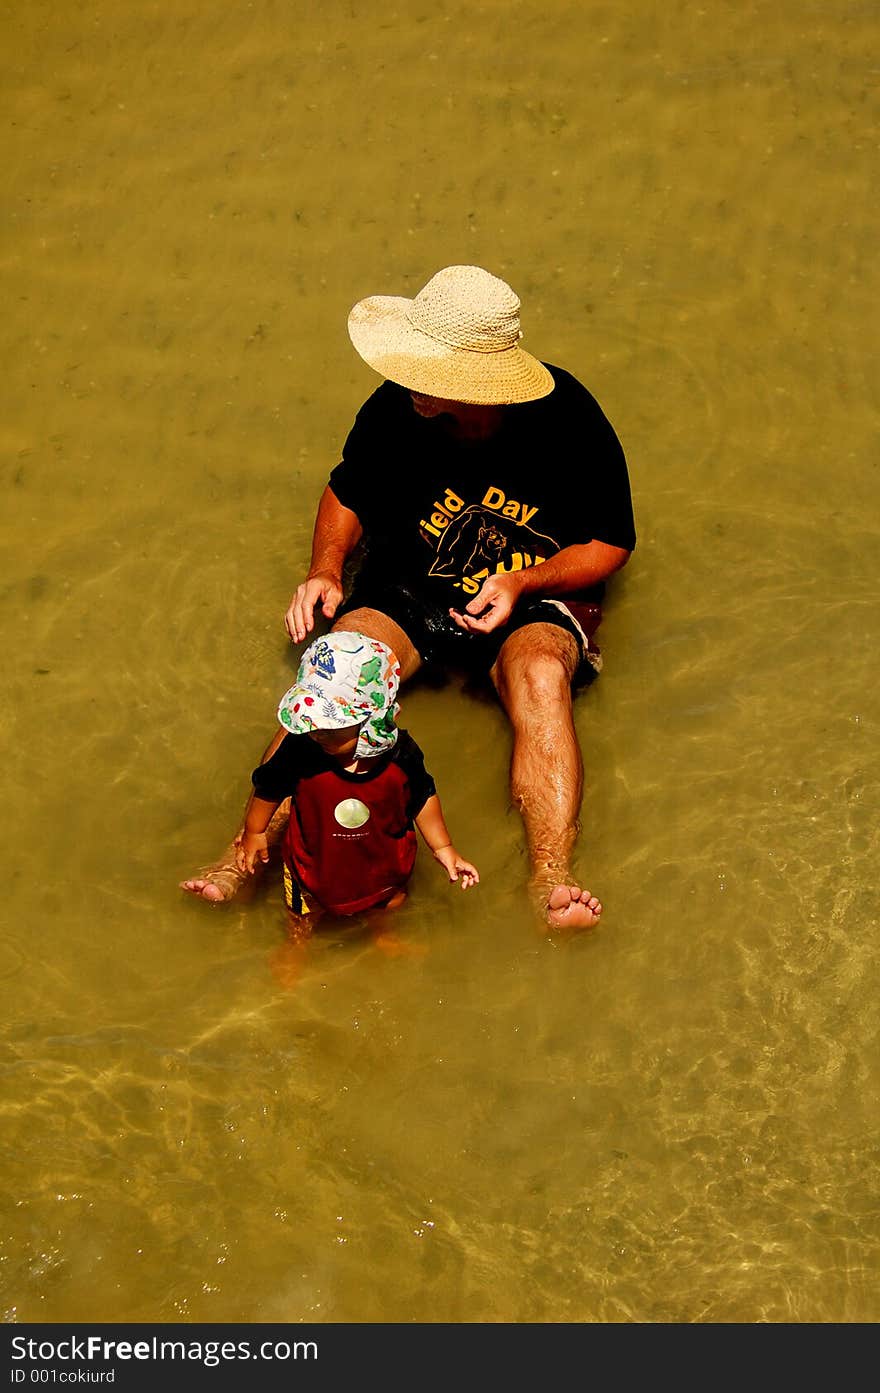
[235,631,478,938]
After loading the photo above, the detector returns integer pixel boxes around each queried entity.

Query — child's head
[277,632,401,760]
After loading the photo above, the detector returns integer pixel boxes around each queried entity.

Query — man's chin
[409,393,449,419]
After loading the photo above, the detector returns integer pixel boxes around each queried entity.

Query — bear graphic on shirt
[423,488,558,591]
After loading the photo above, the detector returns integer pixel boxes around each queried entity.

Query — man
[183,265,634,930]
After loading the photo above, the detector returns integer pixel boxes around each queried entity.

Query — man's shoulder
[354,379,411,423]
[516,363,620,445]
[541,362,603,412]
[340,381,412,467]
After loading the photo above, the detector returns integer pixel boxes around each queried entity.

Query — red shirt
[252,730,435,915]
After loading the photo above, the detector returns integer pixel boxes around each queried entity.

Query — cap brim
[277,684,370,734]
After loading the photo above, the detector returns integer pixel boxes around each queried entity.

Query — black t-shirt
[252,727,436,823]
[329,364,635,608]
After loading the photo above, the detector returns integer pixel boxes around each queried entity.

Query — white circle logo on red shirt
[334,798,370,829]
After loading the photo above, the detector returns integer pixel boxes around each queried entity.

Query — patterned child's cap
[277,631,402,758]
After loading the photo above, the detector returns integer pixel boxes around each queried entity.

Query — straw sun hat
[347,264,555,405]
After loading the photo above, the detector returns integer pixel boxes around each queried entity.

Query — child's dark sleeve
[251,734,305,803]
[393,730,437,820]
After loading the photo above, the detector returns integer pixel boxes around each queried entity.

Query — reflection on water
[2,0,878,1322]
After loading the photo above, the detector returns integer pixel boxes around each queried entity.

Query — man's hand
[448,573,521,635]
[285,572,344,643]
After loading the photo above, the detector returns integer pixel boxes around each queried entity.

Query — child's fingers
[457,863,479,884]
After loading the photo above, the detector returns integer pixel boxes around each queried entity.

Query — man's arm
[285,486,363,642]
[449,540,631,635]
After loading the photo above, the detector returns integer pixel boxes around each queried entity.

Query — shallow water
[2,0,878,1323]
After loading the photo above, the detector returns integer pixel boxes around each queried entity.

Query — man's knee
[332,607,421,680]
[332,606,384,637]
[493,625,578,715]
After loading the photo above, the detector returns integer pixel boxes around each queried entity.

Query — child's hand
[236,830,270,875]
[433,845,480,890]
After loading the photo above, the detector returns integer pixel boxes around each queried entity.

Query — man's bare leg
[331,608,423,681]
[181,609,421,904]
[180,797,290,903]
[491,624,603,932]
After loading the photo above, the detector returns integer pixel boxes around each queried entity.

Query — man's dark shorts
[337,580,603,685]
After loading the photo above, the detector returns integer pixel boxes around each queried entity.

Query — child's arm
[231,728,289,851]
[236,795,283,874]
[415,794,479,891]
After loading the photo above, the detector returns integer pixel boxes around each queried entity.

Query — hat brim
[277,684,371,735]
[348,295,555,405]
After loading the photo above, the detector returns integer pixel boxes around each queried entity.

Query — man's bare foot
[179,862,248,904]
[529,872,603,933]
[546,883,603,930]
